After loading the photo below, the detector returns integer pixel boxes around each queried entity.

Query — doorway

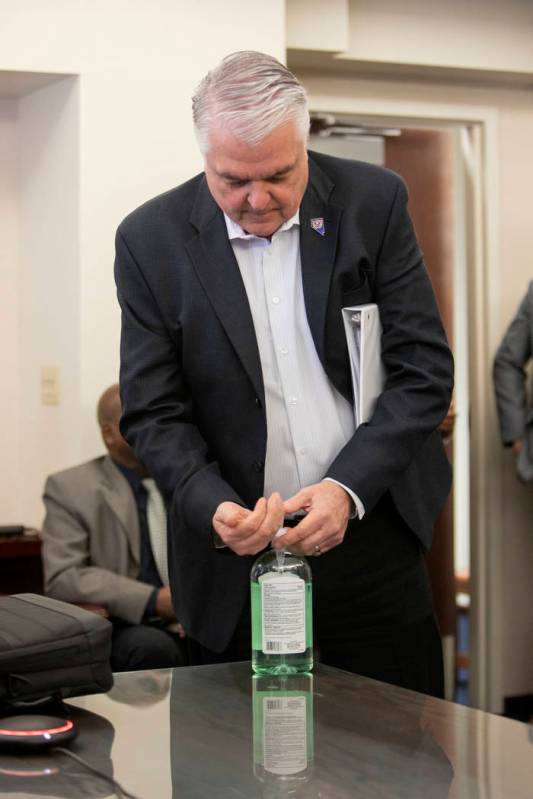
[309,116,474,702]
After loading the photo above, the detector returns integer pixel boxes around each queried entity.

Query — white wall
[17,77,80,519]
[287,0,533,75]
[0,98,20,522]
[0,0,286,526]
[342,0,533,72]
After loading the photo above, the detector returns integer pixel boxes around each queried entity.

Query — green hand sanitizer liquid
[251,545,313,675]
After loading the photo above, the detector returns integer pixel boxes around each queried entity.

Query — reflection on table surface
[1,661,533,798]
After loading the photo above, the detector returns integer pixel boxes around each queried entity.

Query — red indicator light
[0,720,74,737]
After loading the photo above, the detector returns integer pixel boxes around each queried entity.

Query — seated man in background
[41,383,185,671]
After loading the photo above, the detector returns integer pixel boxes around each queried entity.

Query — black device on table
[0,595,142,796]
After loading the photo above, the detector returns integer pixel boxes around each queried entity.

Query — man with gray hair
[115,51,453,695]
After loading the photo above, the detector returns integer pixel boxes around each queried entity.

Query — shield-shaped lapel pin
[310,217,325,236]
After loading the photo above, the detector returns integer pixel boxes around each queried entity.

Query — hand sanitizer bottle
[250,540,313,675]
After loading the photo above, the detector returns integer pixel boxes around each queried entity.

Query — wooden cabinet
[0,534,43,594]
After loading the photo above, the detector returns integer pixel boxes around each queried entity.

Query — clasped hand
[212,481,351,557]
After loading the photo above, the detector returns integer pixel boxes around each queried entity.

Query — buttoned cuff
[323,478,365,520]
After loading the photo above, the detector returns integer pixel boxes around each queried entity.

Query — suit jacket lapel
[100,456,141,566]
[185,178,264,403]
[184,160,343,397]
[299,156,343,368]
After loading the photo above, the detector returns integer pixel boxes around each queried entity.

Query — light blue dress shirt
[224,211,364,519]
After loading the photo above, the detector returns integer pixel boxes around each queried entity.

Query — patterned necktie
[141,478,169,586]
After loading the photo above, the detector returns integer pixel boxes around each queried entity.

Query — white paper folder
[342,303,385,427]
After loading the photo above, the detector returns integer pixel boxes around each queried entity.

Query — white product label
[263,695,307,775]
[259,573,306,654]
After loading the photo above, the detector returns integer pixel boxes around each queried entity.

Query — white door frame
[305,90,502,712]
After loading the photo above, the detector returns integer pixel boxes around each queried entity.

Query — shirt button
[272,296,280,304]
[254,396,261,406]
[253,460,264,472]
[288,397,298,405]
[299,448,306,455]
[280,347,288,355]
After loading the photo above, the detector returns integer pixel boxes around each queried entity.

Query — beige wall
[0,0,285,526]
[17,77,81,523]
[342,0,533,72]
[287,0,533,76]
[0,98,20,522]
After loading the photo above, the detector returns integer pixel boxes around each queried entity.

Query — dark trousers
[111,620,186,672]
[187,493,444,698]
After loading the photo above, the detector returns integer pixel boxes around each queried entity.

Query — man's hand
[167,621,187,639]
[213,492,284,555]
[155,586,176,620]
[274,481,351,557]
[513,440,524,456]
[439,399,456,442]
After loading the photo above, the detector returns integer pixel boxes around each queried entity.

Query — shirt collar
[223,210,300,241]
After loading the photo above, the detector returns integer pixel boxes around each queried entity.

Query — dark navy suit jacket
[115,151,453,651]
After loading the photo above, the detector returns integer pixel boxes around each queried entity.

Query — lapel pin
[310,217,325,236]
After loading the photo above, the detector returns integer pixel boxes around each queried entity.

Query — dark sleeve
[114,228,244,534]
[493,283,533,445]
[325,177,454,511]
[142,587,159,621]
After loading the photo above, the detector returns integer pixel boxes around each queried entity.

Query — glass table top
[1,661,532,798]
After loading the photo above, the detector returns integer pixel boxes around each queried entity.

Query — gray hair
[192,51,309,154]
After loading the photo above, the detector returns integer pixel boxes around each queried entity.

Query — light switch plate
[41,366,60,405]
